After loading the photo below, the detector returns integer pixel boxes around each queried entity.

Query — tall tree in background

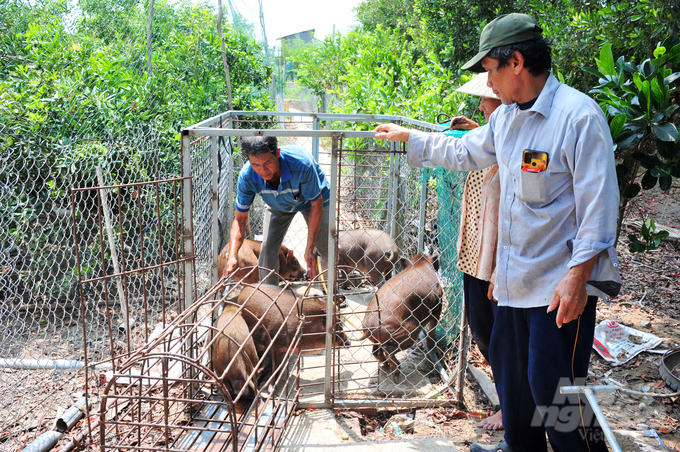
[354,0,418,38]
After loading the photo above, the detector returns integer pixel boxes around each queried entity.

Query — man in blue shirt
[376,13,619,452]
[224,136,330,285]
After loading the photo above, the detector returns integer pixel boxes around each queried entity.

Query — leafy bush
[628,217,670,252]
[0,0,272,147]
[585,39,680,241]
[293,27,475,123]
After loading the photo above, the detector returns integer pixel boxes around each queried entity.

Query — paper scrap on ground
[592,320,662,366]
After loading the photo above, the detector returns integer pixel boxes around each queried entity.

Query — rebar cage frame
[70,176,305,452]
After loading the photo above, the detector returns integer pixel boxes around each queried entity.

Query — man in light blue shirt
[376,13,619,452]
[224,136,330,285]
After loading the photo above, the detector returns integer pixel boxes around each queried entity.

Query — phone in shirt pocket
[519,149,550,204]
[521,150,549,173]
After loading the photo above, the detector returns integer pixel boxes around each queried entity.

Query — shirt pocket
[518,170,551,204]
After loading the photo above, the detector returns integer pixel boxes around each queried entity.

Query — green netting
[432,128,468,344]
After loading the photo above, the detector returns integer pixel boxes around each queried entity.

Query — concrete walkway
[279,408,461,452]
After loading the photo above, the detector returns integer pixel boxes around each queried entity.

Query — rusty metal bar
[78,258,193,284]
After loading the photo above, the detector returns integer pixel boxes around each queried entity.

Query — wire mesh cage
[0,109,469,452]
[183,111,468,411]
[329,138,465,409]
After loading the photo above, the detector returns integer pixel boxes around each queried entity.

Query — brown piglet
[359,254,443,376]
[212,304,259,398]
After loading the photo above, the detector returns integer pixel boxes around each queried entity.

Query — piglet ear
[287,249,294,260]
[432,253,440,272]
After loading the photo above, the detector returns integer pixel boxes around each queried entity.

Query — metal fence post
[387,141,398,237]
[456,303,469,402]
[181,131,198,398]
[226,115,235,236]
[325,134,340,407]
[418,168,428,253]
[312,115,320,162]
[211,136,220,286]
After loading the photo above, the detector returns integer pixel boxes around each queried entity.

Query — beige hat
[455,72,498,99]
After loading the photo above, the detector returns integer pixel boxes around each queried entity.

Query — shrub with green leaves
[0,0,272,146]
[628,217,670,252]
[584,38,679,241]
[293,27,475,123]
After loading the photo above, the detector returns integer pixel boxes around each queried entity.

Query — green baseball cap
[462,13,543,73]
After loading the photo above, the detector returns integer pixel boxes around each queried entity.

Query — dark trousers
[259,205,329,285]
[489,297,608,452]
[463,273,497,362]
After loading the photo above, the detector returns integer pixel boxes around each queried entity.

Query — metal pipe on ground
[560,385,622,452]
[0,359,112,370]
[54,397,90,433]
[20,397,92,452]
[20,432,63,452]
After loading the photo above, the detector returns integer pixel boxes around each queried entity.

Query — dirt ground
[329,181,680,451]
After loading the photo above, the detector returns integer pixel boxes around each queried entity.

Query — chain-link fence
[183,111,468,410]
[0,128,183,451]
[1,2,327,450]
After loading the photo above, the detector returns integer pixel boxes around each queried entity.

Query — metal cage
[70,177,304,452]
[182,111,469,411]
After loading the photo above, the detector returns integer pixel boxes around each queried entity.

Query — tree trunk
[615,155,641,246]
[146,0,155,78]
[217,0,233,111]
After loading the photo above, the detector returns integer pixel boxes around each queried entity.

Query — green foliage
[288,33,345,99]
[353,0,418,37]
[584,38,679,243]
[350,0,678,93]
[354,0,524,70]
[0,0,272,147]
[294,28,474,123]
[586,39,680,192]
[412,0,522,70]
[628,217,669,252]
[548,2,673,90]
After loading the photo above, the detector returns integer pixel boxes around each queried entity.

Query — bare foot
[478,410,503,430]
